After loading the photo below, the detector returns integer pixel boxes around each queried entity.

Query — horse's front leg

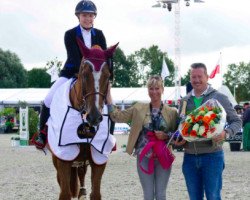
[78,165,88,200]
[89,162,107,200]
[56,159,73,200]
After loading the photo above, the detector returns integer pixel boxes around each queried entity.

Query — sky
[1,0,250,78]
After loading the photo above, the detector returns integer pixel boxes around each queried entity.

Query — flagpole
[161,57,170,104]
[220,52,223,84]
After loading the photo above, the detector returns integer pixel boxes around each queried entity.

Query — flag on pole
[46,65,59,82]
[161,58,170,80]
[209,53,221,79]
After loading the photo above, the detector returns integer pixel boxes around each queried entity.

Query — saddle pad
[48,78,116,162]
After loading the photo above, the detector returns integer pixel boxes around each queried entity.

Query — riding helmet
[75,0,97,16]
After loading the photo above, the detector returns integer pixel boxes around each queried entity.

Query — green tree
[27,57,62,88]
[223,62,250,102]
[0,107,16,117]
[0,48,27,88]
[112,47,142,87]
[27,68,51,88]
[28,108,39,140]
[129,45,175,86]
[45,57,62,74]
[181,69,191,86]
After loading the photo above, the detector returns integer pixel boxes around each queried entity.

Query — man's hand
[212,130,227,143]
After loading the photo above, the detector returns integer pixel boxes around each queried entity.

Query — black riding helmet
[75,0,97,16]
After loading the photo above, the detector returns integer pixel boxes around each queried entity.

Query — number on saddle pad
[77,122,96,139]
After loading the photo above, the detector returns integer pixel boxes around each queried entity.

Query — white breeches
[44,77,68,108]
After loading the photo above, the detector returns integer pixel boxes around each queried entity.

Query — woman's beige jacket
[110,102,178,155]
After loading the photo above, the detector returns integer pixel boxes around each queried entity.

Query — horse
[48,38,118,200]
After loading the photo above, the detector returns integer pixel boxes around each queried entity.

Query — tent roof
[0,88,49,106]
[111,86,187,104]
[0,85,237,107]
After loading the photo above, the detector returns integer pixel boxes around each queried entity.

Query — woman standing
[106,75,178,200]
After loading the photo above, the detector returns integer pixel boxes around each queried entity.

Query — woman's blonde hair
[147,75,164,89]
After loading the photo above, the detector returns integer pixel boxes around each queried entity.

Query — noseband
[79,91,107,115]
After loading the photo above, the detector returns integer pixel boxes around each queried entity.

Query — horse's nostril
[86,113,103,126]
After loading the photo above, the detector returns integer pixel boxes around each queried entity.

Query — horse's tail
[70,167,79,198]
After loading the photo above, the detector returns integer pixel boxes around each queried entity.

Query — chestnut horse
[49,39,118,200]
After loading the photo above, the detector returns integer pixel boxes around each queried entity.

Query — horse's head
[76,38,118,126]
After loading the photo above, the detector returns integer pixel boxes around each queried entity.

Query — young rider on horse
[35,0,111,149]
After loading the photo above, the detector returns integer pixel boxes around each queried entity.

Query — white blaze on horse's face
[84,60,107,110]
[81,59,110,126]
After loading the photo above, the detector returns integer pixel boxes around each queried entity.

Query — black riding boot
[34,104,50,149]
[109,119,117,151]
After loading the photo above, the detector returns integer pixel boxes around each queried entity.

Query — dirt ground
[0,133,250,200]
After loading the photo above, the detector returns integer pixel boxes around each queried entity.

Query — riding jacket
[60,25,107,78]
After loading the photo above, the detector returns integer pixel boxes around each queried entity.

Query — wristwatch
[225,130,230,140]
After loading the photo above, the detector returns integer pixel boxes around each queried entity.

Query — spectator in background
[243,102,250,111]
[243,102,250,151]
[185,81,193,94]
[234,105,243,118]
[5,116,14,133]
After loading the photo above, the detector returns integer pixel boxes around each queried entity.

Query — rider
[34,0,110,149]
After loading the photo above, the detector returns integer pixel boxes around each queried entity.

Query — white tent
[110,86,187,104]
[0,85,237,108]
[0,88,49,107]
[218,85,237,106]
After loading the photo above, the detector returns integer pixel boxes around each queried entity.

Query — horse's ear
[105,42,119,58]
[76,37,90,58]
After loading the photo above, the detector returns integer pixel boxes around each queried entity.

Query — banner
[161,58,170,80]
[209,53,221,79]
[19,107,29,143]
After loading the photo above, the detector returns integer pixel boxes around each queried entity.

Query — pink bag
[139,131,175,174]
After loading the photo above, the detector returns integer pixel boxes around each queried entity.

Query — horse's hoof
[78,195,87,200]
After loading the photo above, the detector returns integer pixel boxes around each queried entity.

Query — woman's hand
[154,130,168,140]
[174,138,186,146]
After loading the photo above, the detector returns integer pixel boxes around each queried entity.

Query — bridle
[78,91,107,115]
[74,61,111,115]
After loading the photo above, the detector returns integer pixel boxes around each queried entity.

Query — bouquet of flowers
[179,99,226,142]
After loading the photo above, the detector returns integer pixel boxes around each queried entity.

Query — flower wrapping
[179,99,226,142]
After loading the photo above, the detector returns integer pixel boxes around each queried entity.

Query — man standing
[243,102,250,151]
[177,63,242,200]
